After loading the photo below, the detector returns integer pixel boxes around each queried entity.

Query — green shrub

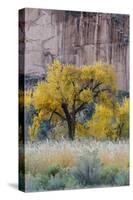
[100,165,129,186]
[25,164,79,191]
[72,151,102,186]
[114,169,129,186]
[25,163,129,191]
[100,166,119,185]
[47,174,65,190]
[25,173,43,192]
[46,170,79,190]
[47,164,60,176]
[63,173,79,189]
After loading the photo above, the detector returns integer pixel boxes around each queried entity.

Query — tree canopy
[25,60,117,140]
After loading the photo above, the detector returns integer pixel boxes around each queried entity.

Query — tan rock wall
[19,8,129,90]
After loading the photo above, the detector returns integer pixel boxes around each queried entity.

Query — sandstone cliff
[19,8,129,90]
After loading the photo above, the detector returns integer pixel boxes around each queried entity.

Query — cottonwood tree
[88,97,129,140]
[26,60,116,140]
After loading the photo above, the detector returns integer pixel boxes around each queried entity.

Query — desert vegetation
[19,60,129,192]
[20,139,129,191]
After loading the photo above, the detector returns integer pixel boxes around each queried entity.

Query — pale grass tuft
[24,139,129,175]
[98,141,129,169]
[25,142,75,175]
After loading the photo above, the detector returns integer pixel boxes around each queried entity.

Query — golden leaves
[115,98,129,138]
[75,122,89,137]
[24,60,119,141]
[29,116,40,142]
[88,98,129,140]
[79,89,93,103]
[88,104,114,139]
[25,60,117,113]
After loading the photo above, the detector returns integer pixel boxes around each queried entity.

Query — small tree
[115,97,129,138]
[88,98,129,140]
[88,104,115,139]
[26,60,116,140]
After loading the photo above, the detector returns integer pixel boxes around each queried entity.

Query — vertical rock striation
[19,8,129,90]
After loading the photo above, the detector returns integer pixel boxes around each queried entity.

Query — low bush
[114,169,129,186]
[24,139,129,191]
[46,174,65,190]
[46,169,78,190]
[47,164,61,176]
[25,161,129,191]
[25,173,43,192]
[25,165,79,191]
[100,165,129,186]
[71,151,129,187]
[72,151,102,186]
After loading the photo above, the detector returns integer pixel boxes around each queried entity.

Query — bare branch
[92,82,102,91]
[75,102,86,114]
[79,79,93,94]
[53,111,66,120]
[49,110,55,122]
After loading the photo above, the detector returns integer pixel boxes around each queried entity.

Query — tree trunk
[61,102,75,140]
[67,118,75,140]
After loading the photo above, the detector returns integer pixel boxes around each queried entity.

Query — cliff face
[19,8,129,90]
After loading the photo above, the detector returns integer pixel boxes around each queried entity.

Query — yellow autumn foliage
[88,97,129,140]
[76,122,89,137]
[29,116,40,142]
[88,104,115,139]
[115,97,129,138]
[79,89,93,103]
[25,90,33,107]
[25,60,117,140]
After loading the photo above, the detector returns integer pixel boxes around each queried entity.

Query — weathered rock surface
[19,8,129,90]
